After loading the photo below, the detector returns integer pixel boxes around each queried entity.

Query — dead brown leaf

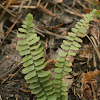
[81,69,100,83]
[81,69,100,100]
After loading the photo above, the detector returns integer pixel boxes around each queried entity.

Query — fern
[17,14,56,100]
[17,10,96,100]
[53,9,96,100]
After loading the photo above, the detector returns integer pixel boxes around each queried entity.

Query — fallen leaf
[81,69,100,83]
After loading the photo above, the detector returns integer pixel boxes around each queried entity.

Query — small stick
[0,4,16,17]
[85,33,100,61]
[25,0,32,10]
[33,26,66,39]
[33,1,56,17]
[77,0,88,9]
[0,14,21,47]
[8,5,37,9]
[35,30,45,37]
[0,0,15,21]
[19,0,25,13]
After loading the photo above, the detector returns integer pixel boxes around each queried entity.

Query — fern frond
[17,14,57,100]
[53,10,96,100]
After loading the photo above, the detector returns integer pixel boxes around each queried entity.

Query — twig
[25,0,32,10]
[85,33,100,61]
[45,30,66,39]
[4,25,17,34]
[37,0,42,7]
[8,1,56,17]
[0,0,15,21]
[72,0,77,7]
[0,4,16,17]
[0,14,21,47]
[91,36,100,61]
[33,1,56,17]
[77,0,88,9]
[62,3,78,14]
[84,0,93,4]
[64,8,85,17]
[8,5,37,9]
[33,26,66,39]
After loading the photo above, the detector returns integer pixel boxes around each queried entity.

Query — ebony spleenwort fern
[53,9,96,100]
[17,10,96,100]
[17,14,56,100]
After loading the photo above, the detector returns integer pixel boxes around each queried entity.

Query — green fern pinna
[17,10,96,100]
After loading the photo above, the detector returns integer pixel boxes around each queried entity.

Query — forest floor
[0,0,100,100]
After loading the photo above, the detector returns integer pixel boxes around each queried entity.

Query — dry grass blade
[63,9,100,23]
[0,4,16,17]
[33,26,66,39]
